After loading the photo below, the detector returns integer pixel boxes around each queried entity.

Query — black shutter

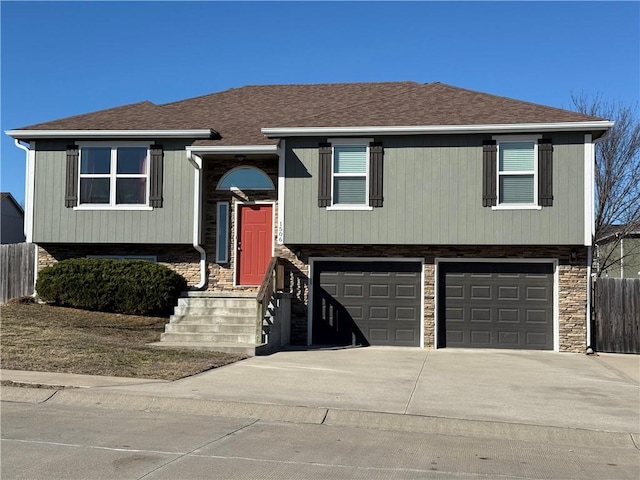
[538,139,553,207]
[149,145,164,208]
[369,142,384,207]
[482,140,497,207]
[318,142,332,207]
[65,145,79,208]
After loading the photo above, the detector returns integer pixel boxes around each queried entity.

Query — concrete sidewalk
[2,349,638,438]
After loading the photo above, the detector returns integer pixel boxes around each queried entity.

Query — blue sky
[2,1,638,205]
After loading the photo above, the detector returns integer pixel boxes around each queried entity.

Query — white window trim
[491,134,542,211]
[216,201,230,263]
[74,141,151,210]
[327,137,373,210]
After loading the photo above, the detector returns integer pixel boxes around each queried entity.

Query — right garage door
[439,262,554,350]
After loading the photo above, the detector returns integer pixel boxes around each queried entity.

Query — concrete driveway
[93,348,639,434]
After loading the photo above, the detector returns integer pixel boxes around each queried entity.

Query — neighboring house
[6,82,613,353]
[596,230,640,279]
[1,192,26,244]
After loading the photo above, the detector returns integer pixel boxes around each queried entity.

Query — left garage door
[312,261,422,347]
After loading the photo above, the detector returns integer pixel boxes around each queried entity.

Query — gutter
[186,151,206,289]
[262,121,614,138]
[6,129,215,139]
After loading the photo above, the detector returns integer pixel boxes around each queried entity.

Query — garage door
[438,262,554,350]
[312,261,422,347]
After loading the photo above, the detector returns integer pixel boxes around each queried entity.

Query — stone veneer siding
[37,244,202,286]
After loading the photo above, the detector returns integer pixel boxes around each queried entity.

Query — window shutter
[149,144,164,208]
[482,140,497,207]
[65,145,79,208]
[318,142,332,207]
[538,139,553,207]
[369,142,384,207]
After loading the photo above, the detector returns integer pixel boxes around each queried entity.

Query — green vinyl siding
[32,140,194,244]
[284,133,586,245]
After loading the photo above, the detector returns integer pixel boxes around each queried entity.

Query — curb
[2,385,637,450]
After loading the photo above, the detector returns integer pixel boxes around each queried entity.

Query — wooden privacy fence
[0,243,36,304]
[594,278,640,353]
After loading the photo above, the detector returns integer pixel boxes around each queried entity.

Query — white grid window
[498,141,537,205]
[79,145,149,206]
[332,144,368,206]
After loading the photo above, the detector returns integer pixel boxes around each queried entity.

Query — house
[6,82,613,353]
[1,192,26,244]
[596,229,640,279]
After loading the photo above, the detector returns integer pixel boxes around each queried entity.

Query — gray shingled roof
[14,82,605,146]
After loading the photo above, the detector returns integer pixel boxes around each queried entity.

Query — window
[317,138,383,209]
[216,167,274,190]
[498,141,536,205]
[79,145,149,206]
[482,135,551,209]
[216,202,229,263]
[66,142,162,210]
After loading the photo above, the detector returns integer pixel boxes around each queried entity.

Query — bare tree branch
[572,93,640,276]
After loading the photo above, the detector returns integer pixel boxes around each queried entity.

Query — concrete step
[173,306,257,316]
[164,324,257,334]
[160,332,257,344]
[169,315,257,325]
[147,341,260,356]
[181,291,256,299]
[177,297,257,308]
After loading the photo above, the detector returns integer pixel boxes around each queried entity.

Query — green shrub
[36,258,187,316]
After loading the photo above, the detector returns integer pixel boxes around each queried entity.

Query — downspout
[14,139,32,241]
[187,151,206,289]
[586,246,593,351]
[14,139,39,295]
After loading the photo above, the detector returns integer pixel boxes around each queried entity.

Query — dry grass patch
[0,303,247,380]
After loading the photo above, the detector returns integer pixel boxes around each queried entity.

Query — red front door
[237,204,273,285]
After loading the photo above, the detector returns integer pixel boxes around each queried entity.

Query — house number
[277,221,284,243]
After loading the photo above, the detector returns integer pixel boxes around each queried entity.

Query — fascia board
[261,121,615,138]
[5,129,214,139]
[186,145,279,154]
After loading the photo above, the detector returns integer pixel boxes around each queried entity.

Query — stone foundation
[37,244,202,286]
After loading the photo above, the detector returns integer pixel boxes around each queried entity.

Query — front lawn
[0,301,247,380]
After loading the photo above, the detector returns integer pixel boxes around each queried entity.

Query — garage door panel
[440,262,553,350]
[498,309,518,323]
[526,310,547,323]
[396,329,416,342]
[497,286,519,300]
[343,284,364,297]
[369,306,390,321]
[526,286,548,300]
[369,284,390,297]
[313,261,422,347]
[498,331,520,346]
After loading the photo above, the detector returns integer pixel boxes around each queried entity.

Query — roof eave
[5,129,216,140]
[261,121,614,138]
